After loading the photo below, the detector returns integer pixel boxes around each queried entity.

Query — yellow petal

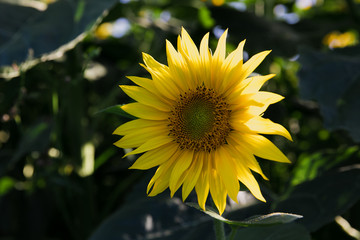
[148,178,169,197]
[226,143,266,201]
[211,29,228,90]
[236,165,266,202]
[247,106,265,116]
[179,27,200,63]
[114,126,168,148]
[142,52,168,72]
[251,91,284,106]
[177,28,203,89]
[124,135,173,157]
[228,91,253,105]
[166,40,189,91]
[195,159,210,210]
[237,133,291,163]
[215,147,239,203]
[182,151,204,201]
[246,92,284,116]
[240,50,271,80]
[235,91,283,116]
[152,72,180,101]
[129,143,178,170]
[220,63,244,96]
[241,74,275,94]
[224,40,246,70]
[230,108,256,124]
[200,33,211,60]
[142,53,180,100]
[121,103,169,120]
[147,178,156,195]
[199,32,212,87]
[169,150,194,196]
[219,40,247,94]
[228,94,265,113]
[128,76,175,105]
[209,166,227,215]
[113,119,165,136]
[120,85,170,112]
[147,149,181,194]
[213,29,228,62]
[127,76,157,94]
[244,116,292,141]
[225,141,268,180]
[148,165,173,197]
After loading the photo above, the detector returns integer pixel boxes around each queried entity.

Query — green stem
[228,226,239,240]
[213,218,226,240]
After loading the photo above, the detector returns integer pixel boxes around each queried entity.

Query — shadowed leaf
[276,166,360,232]
[0,0,116,67]
[299,47,360,142]
[233,223,311,240]
[187,202,302,227]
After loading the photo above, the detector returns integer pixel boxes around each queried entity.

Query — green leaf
[89,197,206,240]
[198,6,215,29]
[233,223,311,240]
[94,147,116,170]
[89,176,304,240]
[298,47,360,142]
[290,146,359,186]
[186,203,302,227]
[0,0,117,67]
[0,176,15,196]
[95,104,136,119]
[275,166,360,232]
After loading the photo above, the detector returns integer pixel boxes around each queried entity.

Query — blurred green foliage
[1,0,360,239]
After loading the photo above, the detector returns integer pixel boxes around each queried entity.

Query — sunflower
[113,28,292,214]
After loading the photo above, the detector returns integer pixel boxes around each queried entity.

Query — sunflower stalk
[213,217,226,240]
[228,226,239,240]
[211,200,226,240]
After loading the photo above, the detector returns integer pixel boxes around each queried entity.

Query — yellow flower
[94,22,113,40]
[322,31,358,49]
[201,0,225,6]
[212,0,225,6]
[114,28,292,214]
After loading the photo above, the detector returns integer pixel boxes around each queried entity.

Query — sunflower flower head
[113,28,292,215]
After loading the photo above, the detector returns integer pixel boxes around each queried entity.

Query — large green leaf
[0,0,116,67]
[187,203,302,227]
[298,47,360,142]
[89,196,207,240]
[89,196,307,240]
[89,171,307,240]
[275,166,360,232]
[233,223,311,240]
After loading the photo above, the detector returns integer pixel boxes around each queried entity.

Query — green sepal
[95,104,136,119]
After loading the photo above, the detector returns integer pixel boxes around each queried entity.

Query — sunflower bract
[113,28,292,215]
